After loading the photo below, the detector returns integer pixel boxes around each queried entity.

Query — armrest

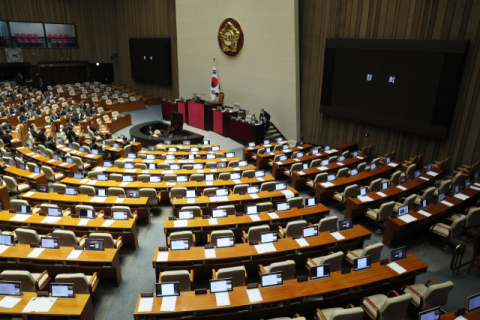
[192,234,196,246]
[402,285,422,307]
[346,304,356,308]
[243,265,248,280]
[367,208,378,213]
[207,234,211,245]
[32,204,41,209]
[315,308,327,320]
[62,208,71,216]
[212,269,216,280]
[387,289,400,297]
[258,264,267,276]
[190,270,194,287]
[132,210,138,220]
[96,210,105,217]
[167,236,170,247]
[293,314,301,319]
[77,234,87,244]
[425,279,439,286]
[306,258,317,268]
[278,226,285,239]
[241,230,248,243]
[35,270,50,291]
[89,272,98,286]
[347,250,360,258]
[45,233,52,237]
[114,236,122,247]
[451,213,463,217]
[361,297,380,320]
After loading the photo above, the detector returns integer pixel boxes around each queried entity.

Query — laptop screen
[41,237,59,249]
[17,205,31,214]
[209,278,233,294]
[303,226,318,238]
[74,171,83,179]
[468,293,480,312]
[97,188,107,197]
[371,163,377,170]
[126,189,139,198]
[391,247,406,262]
[187,154,195,160]
[248,142,255,147]
[65,187,78,196]
[150,175,161,183]
[170,164,180,170]
[420,199,429,209]
[51,283,75,298]
[148,146,155,151]
[351,168,358,176]
[205,174,214,181]
[0,281,21,296]
[255,170,265,178]
[261,272,283,288]
[217,162,226,169]
[415,170,421,179]
[191,147,199,152]
[275,183,286,191]
[85,239,104,251]
[230,173,241,180]
[239,161,248,167]
[34,166,40,174]
[48,208,62,217]
[216,236,235,248]
[212,146,220,151]
[353,256,371,271]
[123,175,134,182]
[176,175,188,182]
[193,164,203,170]
[104,161,112,167]
[296,152,304,158]
[358,187,368,196]
[311,148,319,155]
[311,264,331,280]
[148,163,156,170]
[338,155,345,161]
[321,159,329,166]
[170,239,189,251]
[147,154,155,160]
[206,154,215,159]
[155,282,180,297]
[399,176,406,184]
[283,144,288,150]
[226,152,234,158]
[80,209,96,219]
[212,209,227,218]
[37,184,49,193]
[94,174,106,181]
[183,140,190,145]
[419,307,440,320]
[263,140,270,145]
[216,188,228,197]
[166,155,175,161]
[381,182,389,191]
[124,163,134,169]
[247,186,259,194]
[279,155,287,161]
[178,210,194,220]
[0,234,14,246]
[168,148,177,152]
[398,205,409,216]
[454,185,460,195]
[245,205,259,215]
[339,219,353,231]
[306,197,317,207]
[327,174,336,182]
[302,163,309,170]
[260,232,278,243]
[113,211,128,220]
[276,202,290,212]
[185,190,197,198]
[437,192,445,202]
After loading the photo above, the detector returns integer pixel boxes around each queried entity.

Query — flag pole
[213,57,216,66]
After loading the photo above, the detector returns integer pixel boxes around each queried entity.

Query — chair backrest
[75,204,95,215]
[405,164,416,179]
[369,178,382,192]
[343,184,358,202]
[210,230,234,244]
[267,260,295,280]
[233,184,249,194]
[421,187,436,202]
[390,171,401,186]
[217,205,235,215]
[313,173,328,184]
[247,225,270,242]
[111,206,133,218]
[139,188,159,206]
[79,185,95,195]
[284,220,308,238]
[55,273,90,294]
[402,194,417,210]
[421,281,454,310]
[336,167,349,178]
[160,270,191,292]
[182,206,201,217]
[329,156,338,163]
[378,293,412,320]
[1,270,36,292]
[451,172,463,186]
[318,216,338,232]
[465,208,480,229]
[449,215,466,239]
[357,162,367,172]
[52,183,66,193]
[16,228,40,244]
[376,201,395,222]
[89,233,115,248]
[108,187,126,197]
[170,187,187,199]
[257,202,273,212]
[287,197,303,207]
[361,243,384,263]
[260,181,276,192]
[216,266,245,287]
[52,230,78,246]
[3,176,18,192]
[322,251,345,272]
[329,307,364,320]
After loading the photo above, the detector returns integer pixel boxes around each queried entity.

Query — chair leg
[441,238,452,251]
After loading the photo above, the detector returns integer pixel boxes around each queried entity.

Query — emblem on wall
[218,18,244,58]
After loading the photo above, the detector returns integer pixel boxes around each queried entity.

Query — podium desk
[345,168,442,220]
[187,101,221,131]
[164,204,329,245]
[383,183,480,247]
[0,209,139,249]
[142,253,425,320]
[291,154,368,189]
[4,165,48,186]
[271,151,333,179]
[162,100,177,120]
[20,191,151,224]
[315,160,400,201]
[171,188,300,216]
[0,292,94,320]
[213,110,238,136]
[230,118,265,145]
[243,140,290,160]
[153,224,370,277]
[0,244,122,286]
[255,144,314,170]
[177,100,187,123]
[16,147,78,174]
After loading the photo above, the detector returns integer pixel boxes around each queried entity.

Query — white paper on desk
[281,190,295,199]
[10,214,30,222]
[388,162,399,167]
[114,198,124,204]
[178,160,187,163]
[42,216,61,224]
[441,200,454,207]
[208,218,218,225]
[331,232,345,240]
[232,179,241,184]
[321,182,335,188]
[276,162,283,165]
[124,158,134,162]
[160,296,177,312]
[249,194,260,199]
[471,186,480,191]
[293,159,301,162]
[257,177,265,182]
[33,154,40,158]
[246,288,263,303]
[336,162,345,166]
[399,214,417,223]
[157,252,169,262]
[27,248,45,258]
[142,170,149,174]
[162,170,173,174]
[318,166,329,171]
[475,183,480,187]
[23,191,35,197]
[269,152,275,155]
[210,169,217,172]
[325,149,336,154]
[419,177,429,181]
[356,156,364,159]
[138,297,154,312]
[67,249,83,260]
[187,199,196,204]
[455,316,468,320]
[426,171,439,176]
[197,170,204,173]
[296,238,310,247]
[95,167,105,171]
[215,292,231,306]
[233,167,240,171]
[174,220,188,227]
[28,173,39,178]
[79,179,90,184]
[144,160,154,163]
[254,243,276,254]
[268,212,279,219]
[166,182,176,186]
[0,245,10,255]
[102,220,115,227]
[454,193,469,200]
[263,144,271,147]
[357,195,374,202]
[60,163,69,167]
[120,182,129,187]
[22,297,54,312]
[388,262,407,274]
[0,296,21,309]
[125,169,136,173]
[205,181,213,186]
[376,192,387,197]
[90,197,106,203]
[418,210,432,217]
[248,147,253,150]
[205,248,216,258]
[78,219,89,226]
[213,196,229,202]
[87,180,97,185]
[250,215,261,222]
[397,186,407,191]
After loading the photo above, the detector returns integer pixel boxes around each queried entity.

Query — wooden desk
[292,154,369,189]
[256,144,314,170]
[79,110,113,132]
[0,210,139,249]
[140,253,425,320]
[0,185,10,210]
[335,141,358,154]
[27,114,46,128]
[0,114,19,126]
[230,118,265,145]
[137,149,229,157]
[345,168,442,220]
[56,144,104,167]
[153,224,370,277]
[109,99,146,113]
[315,161,401,201]
[0,244,122,285]
[0,292,94,320]
[118,156,241,165]
[19,191,151,224]
[172,187,300,216]
[16,146,78,173]
[105,113,132,134]
[441,308,480,319]
[164,204,330,245]
[383,183,480,247]
[242,140,290,160]
[4,165,48,186]
[271,152,332,179]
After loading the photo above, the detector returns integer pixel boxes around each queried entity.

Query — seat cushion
[346,249,362,262]
[316,307,344,320]
[306,180,314,188]
[403,284,427,307]
[333,193,343,201]
[450,214,464,221]
[18,184,30,191]
[31,272,49,289]
[431,223,450,237]
[54,173,64,179]
[362,294,388,318]
[366,209,378,220]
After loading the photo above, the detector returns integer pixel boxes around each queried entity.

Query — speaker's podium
[171,111,184,135]
[187,100,222,131]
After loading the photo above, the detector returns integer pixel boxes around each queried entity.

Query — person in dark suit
[39,79,48,93]
[18,103,26,114]
[88,107,96,116]
[0,94,5,102]
[1,108,9,118]
[192,93,200,102]
[59,107,67,117]
[6,91,14,100]
[79,110,87,121]
[71,112,79,125]
[15,73,25,86]
[45,136,57,151]
[34,106,42,116]
[2,120,13,131]
[0,131,13,146]
[66,127,78,143]
[88,137,98,150]
[35,128,47,145]
[28,86,34,93]
[29,125,37,139]
[122,137,130,147]
[8,104,17,114]
[50,111,58,121]
[18,111,27,123]
[259,108,271,133]
[88,121,104,138]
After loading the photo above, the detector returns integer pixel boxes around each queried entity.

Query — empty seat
[168,231,195,247]
[16,228,49,245]
[278,220,307,238]
[317,216,338,232]
[88,233,123,249]
[259,260,295,280]
[108,187,126,197]
[430,215,466,250]
[1,270,50,292]
[306,251,344,272]
[159,270,193,292]
[346,243,384,264]
[139,188,160,206]
[306,173,328,188]
[361,291,412,320]
[213,266,247,287]
[402,280,454,311]
[208,230,234,245]
[242,225,270,243]
[217,205,236,215]
[3,176,31,193]
[55,273,99,294]
[333,184,358,204]
[315,306,364,320]
[287,197,303,208]
[52,230,86,246]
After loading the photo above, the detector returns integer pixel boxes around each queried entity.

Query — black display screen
[129,38,172,86]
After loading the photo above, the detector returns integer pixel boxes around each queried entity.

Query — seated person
[45,136,57,152]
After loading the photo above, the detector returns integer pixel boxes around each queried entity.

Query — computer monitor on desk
[0,234,14,246]
[51,283,75,298]
[261,272,283,288]
[468,292,480,313]
[303,226,318,238]
[170,239,189,251]
[418,307,440,320]
[178,210,194,220]
[0,281,21,296]
[391,247,406,262]
[353,256,371,271]
[310,264,330,280]
[260,232,278,244]
[216,236,235,248]
[156,282,180,297]
[209,278,233,294]
[212,209,227,218]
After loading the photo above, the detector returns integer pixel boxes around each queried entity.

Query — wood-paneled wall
[0,0,179,100]
[299,0,480,173]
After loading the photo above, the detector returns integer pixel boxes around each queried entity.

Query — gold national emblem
[218,18,244,58]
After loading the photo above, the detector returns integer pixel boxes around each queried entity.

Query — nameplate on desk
[455,308,466,316]
[37,291,49,297]
[205,245,214,249]
[268,209,275,213]
[239,192,246,195]
[71,214,79,218]
[297,276,308,282]
[39,212,47,216]
[203,215,210,219]
[236,213,244,216]
[168,217,177,220]
[30,243,40,248]
[341,268,351,274]
[268,189,274,192]
[87,193,94,197]
[247,283,259,289]
[188,288,207,296]
[297,205,304,209]
[74,246,84,251]
[249,241,258,245]
[9,209,15,214]
[58,191,64,195]
[292,235,301,240]
[158,246,169,251]
[141,292,154,298]
[380,259,389,265]
[330,229,338,233]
